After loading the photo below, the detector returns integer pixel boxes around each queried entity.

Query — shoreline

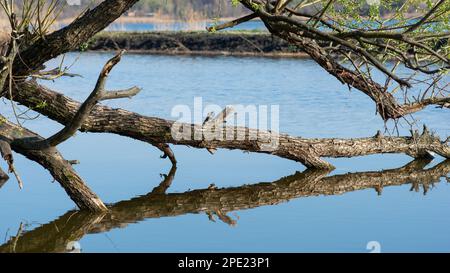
[87,48,310,58]
[1,30,309,58]
[84,31,308,58]
[59,15,249,25]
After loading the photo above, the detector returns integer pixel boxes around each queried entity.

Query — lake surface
[0,52,449,252]
[105,20,267,32]
[53,20,267,32]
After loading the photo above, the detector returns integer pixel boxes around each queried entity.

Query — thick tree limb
[0,115,107,211]
[10,81,450,170]
[1,158,448,252]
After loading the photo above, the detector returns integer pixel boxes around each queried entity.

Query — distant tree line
[0,0,420,21]
[132,0,247,19]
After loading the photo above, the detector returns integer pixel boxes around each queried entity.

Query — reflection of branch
[1,159,449,253]
[150,166,177,195]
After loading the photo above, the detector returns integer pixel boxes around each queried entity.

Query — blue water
[0,53,449,252]
[104,20,267,31]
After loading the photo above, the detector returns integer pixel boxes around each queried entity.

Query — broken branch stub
[203,107,235,154]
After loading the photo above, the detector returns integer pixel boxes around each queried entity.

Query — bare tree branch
[19,51,140,150]
[206,13,258,32]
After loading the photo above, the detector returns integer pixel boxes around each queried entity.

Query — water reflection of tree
[1,158,448,253]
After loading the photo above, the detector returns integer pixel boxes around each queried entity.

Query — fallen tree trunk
[0,115,107,211]
[1,158,448,253]
[12,81,450,170]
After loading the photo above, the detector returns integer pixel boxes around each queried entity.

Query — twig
[206,13,258,32]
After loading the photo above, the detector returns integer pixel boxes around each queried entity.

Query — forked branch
[19,50,141,150]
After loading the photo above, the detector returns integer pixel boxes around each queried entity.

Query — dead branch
[19,50,140,150]
[156,143,177,165]
[30,67,81,80]
[206,13,258,32]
